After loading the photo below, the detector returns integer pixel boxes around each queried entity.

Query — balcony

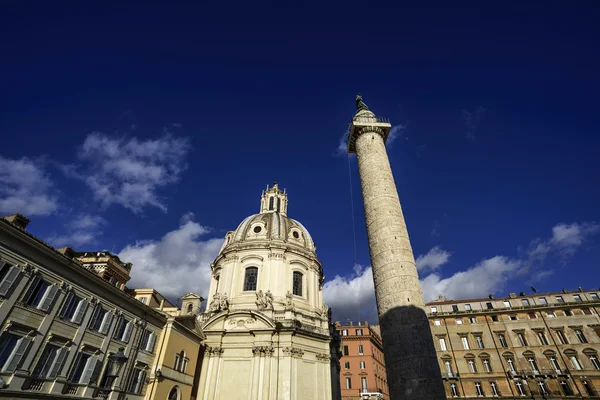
[441,372,460,380]
[359,388,385,400]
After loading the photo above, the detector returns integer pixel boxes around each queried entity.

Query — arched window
[277,197,281,212]
[244,267,258,291]
[168,386,180,400]
[293,271,303,296]
[269,197,274,210]
[186,303,193,314]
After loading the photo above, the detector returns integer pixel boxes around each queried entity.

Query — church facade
[197,183,341,400]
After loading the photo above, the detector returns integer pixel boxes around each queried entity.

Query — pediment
[202,310,275,332]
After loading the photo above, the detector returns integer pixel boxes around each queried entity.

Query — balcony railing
[441,372,459,379]
[27,379,44,391]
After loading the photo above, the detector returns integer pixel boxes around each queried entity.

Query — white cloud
[118,216,223,299]
[0,156,58,216]
[323,221,599,322]
[48,214,106,248]
[69,131,191,213]
[416,246,450,273]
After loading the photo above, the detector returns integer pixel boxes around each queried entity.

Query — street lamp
[99,347,128,400]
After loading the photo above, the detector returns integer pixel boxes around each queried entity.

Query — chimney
[57,247,76,259]
[519,292,525,296]
[488,294,494,299]
[578,287,584,292]
[4,214,30,230]
[509,293,517,299]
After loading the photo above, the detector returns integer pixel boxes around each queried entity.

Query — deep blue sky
[1,2,599,321]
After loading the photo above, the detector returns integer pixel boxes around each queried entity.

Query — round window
[292,231,300,239]
[253,226,262,233]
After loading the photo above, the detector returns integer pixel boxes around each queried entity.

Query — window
[168,386,180,400]
[431,306,437,313]
[575,329,588,343]
[434,319,441,326]
[469,317,477,324]
[490,382,499,396]
[475,336,484,349]
[129,366,147,394]
[439,338,447,351]
[582,380,596,396]
[475,382,484,396]
[269,197,274,210]
[509,314,518,321]
[560,380,574,396]
[537,331,549,345]
[516,332,528,346]
[361,377,367,390]
[564,309,573,316]
[456,318,463,325]
[498,334,508,348]
[537,381,548,395]
[521,299,530,306]
[468,359,477,373]
[22,277,59,311]
[465,304,472,311]
[491,315,498,322]
[138,297,147,304]
[450,383,459,397]
[243,267,258,291]
[461,336,469,350]
[140,329,156,352]
[358,345,364,355]
[174,350,188,373]
[444,360,453,376]
[186,303,193,314]
[360,361,365,369]
[70,353,101,384]
[503,300,511,308]
[515,380,526,396]
[356,329,363,335]
[546,311,555,318]
[60,293,88,324]
[486,302,493,309]
[452,305,459,312]
[343,346,349,356]
[528,312,537,319]
[555,330,568,344]
[113,317,133,342]
[292,271,303,296]
[344,361,350,369]
[506,358,516,372]
[33,343,68,379]
[555,296,564,303]
[570,355,583,370]
[345,377,351,389]
[539,297,547,305]
[549,356,561,372]
[589,355,600,370]
[582,307,593,315]
[0,261,21,297]
[573,294,582,302]
[277,198,281,212]
[89,306,113,334]
[591,293,599,301]
[0,331,32,372]
[342,329,348,336]
[483,359,492,372]
[527,357,538,372]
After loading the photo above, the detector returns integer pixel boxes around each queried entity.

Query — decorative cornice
[206,346,224,357]
[315,353,330,363]
[283,347,304,358]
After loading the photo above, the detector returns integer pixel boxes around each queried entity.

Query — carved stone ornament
[208,292,229,312]
[206,346,224,357]
[319,302,329,317]
[256,290,274,309]
[316,353,330,363]
[284,291,294,310]
[228,317,256,327]
[252,346,275,357]
[283,347,304,358]
[21,263,37,276]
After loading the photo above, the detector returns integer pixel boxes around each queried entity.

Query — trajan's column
[347,95,446,399]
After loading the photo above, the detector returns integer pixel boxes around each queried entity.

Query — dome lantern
[259,181,288,216]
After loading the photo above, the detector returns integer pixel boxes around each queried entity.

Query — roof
[425,288,598,305]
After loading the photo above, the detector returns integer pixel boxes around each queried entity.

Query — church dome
[221,182,316,252]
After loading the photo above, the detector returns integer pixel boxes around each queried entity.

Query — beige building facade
[427,289,600,399]
[197,183,340,400]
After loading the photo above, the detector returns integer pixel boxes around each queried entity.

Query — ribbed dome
[228,212,315,251]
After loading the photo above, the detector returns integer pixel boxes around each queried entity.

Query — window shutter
[99,312,113,334]
[48,347,69,379]
[71,299,88,324]
[123,321,133,342]
[146,332,156,352]
[134,369,146,393]
[0,265,21,297]
[21,276,41,304]
[3,336,32,372]
[79,356,98,384]
[38,284,59,311]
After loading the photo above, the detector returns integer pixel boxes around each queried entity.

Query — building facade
[335,322,389,400]
[0,214,204,400]
[197,183,340,400]
[427,289,600,399]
